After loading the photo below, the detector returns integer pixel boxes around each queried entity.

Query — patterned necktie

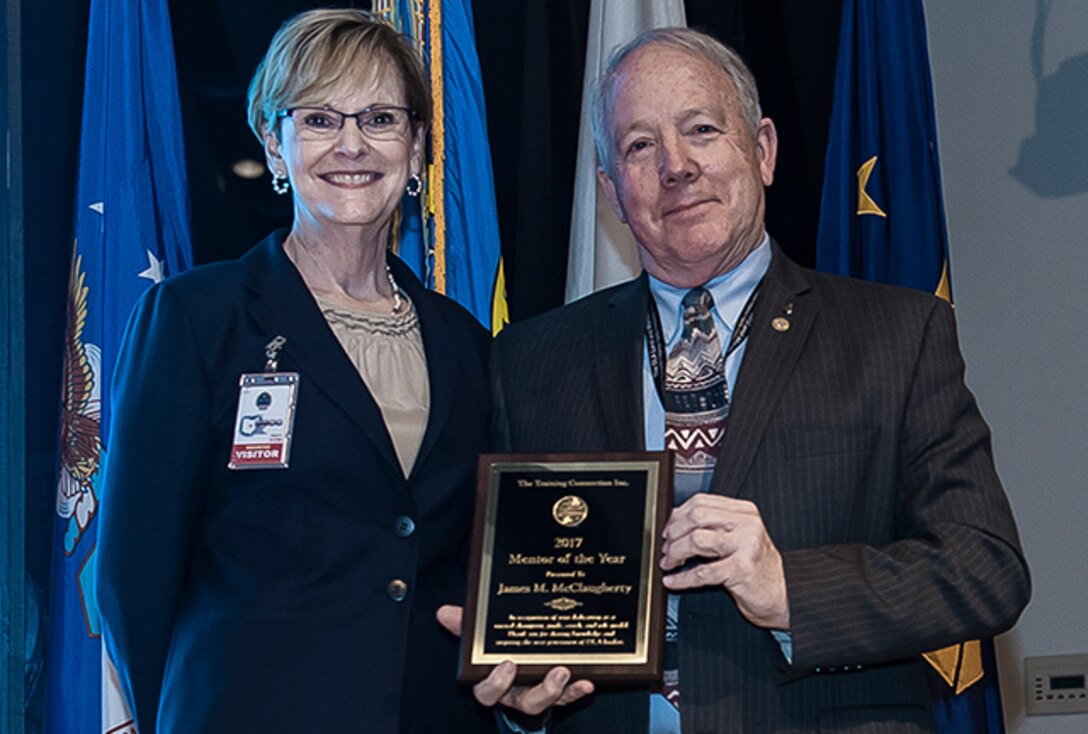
[657,288,729,724]
[664,287,729,504]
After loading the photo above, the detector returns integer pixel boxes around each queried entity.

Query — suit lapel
[711,245,816,498]
[242,233,402,477]
[391,254,458,480]
[594,276,648,451]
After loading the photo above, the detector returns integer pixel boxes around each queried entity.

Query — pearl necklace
[386,264,404,314]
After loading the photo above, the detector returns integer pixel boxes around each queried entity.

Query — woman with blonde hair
[97,9,493,732]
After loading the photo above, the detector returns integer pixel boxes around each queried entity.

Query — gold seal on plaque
[544,597,583,611]
[552,495,588,527]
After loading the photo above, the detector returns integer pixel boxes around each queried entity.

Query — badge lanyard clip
[265,336,287,372]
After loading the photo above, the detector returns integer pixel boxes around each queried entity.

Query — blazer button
[394,515,416,538]
[387,579,408,602]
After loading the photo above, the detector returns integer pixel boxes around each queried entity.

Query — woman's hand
[436,605,595,714]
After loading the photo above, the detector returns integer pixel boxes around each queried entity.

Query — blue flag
[47,0,193,731]
[815,0,950,300]
[816,2,1004,733]
[374,0,508,334]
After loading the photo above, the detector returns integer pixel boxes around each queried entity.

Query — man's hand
[660,494,790,630]
[436,605,595,714]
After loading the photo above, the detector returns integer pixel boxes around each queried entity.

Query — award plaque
[459,452,673,684]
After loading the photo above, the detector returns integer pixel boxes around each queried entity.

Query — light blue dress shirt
[642,234,772,452]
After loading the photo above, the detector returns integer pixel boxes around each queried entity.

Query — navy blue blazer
[490,245,1029,734]
[97,232,494,733]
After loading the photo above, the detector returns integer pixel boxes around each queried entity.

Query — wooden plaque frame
[459,452,673,684]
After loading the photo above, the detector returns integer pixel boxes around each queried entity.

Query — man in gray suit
[441,26,1028,734]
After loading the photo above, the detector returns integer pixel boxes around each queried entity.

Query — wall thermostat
[1025,653,1088,715]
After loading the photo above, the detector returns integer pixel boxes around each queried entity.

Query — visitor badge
[228,372,299,470]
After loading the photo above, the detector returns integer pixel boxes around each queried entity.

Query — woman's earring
[405,173,422,197]
[271,172,290,195]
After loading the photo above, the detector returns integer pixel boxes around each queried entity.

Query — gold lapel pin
[772,302,794,331]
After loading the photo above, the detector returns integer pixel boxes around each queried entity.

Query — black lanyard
[645,279,763,405]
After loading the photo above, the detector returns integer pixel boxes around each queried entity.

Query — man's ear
[754,118,778,187]
[597,167,627,224]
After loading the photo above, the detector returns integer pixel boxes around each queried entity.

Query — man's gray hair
[592,27,763,176]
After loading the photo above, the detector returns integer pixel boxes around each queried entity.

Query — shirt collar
[648,233,772,345]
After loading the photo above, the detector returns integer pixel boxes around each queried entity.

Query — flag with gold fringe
[374,0,507,334]
[47,0,193,731]
[816,1,1004,732]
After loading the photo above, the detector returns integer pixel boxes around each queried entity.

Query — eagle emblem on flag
[56,250,103,556]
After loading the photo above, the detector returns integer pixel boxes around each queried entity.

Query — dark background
[165,0,843,317]
[20,1,842,729]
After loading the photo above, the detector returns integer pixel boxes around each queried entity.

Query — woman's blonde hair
[247,8,432,142]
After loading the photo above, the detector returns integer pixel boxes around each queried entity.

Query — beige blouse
[318,297,429,477]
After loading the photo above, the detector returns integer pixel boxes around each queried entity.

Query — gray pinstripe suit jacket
[490,245,1029,734]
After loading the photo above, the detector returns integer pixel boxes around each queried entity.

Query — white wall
[924,1,1088,731]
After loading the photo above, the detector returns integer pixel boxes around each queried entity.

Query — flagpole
[1,0,27,728]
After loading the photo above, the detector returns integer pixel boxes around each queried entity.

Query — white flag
[565,0,686,303]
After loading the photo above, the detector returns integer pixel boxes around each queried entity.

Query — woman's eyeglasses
[276,105,415,141]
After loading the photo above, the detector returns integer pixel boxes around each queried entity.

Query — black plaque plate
[459,453,673,684]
